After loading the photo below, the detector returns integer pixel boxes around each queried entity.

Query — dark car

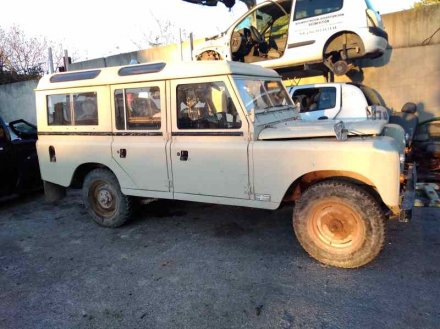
[0,117,41,196]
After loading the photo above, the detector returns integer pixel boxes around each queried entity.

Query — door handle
[178,150,188,161]
[117,149,127,158]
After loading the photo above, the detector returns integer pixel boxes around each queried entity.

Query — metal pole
[179,28,184,61]
[189,33,194,60]
[64,50,69,71]
[48,47,54,74]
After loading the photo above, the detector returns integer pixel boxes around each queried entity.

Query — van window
[47,92,98,126]
[293,87,336,113]
[294,0,343,20]
[114,87,161,130]
[176,82,241,130]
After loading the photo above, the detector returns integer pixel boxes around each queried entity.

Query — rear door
[110,81,170,193]
[0,123,16,195]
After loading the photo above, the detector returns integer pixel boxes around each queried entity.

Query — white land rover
[35,61,414,268]
[194,0,388,75]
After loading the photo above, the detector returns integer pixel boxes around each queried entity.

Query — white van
[194,0,388,75]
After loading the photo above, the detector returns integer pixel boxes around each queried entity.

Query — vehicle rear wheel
[293,180,385,268]
[82,169,133,228]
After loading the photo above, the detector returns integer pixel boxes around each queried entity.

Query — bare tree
[131,14,187,49]
[2,25,48,76]
[0,25,74,83]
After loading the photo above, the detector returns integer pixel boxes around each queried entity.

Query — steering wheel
[249,26,264,44]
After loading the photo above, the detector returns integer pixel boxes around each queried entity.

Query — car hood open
[258,119,388,140]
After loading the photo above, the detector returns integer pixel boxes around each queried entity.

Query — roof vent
[118,62,166,76]
[50,70,101,83]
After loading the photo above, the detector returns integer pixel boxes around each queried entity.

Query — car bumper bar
[369,27,389,41]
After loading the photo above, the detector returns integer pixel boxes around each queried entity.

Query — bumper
[399,163,417,223]
[357,27,389,57]
[368,27,389,41]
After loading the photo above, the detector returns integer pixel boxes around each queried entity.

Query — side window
[114,87,161,130]
[47,92,98,126]
[176,82,241,130]
[47,94,72,125]
[293,87,336,113]
[73,92,98,125]
[294,0,343,20]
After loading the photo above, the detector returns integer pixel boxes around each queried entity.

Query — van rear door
[110,81,170,193]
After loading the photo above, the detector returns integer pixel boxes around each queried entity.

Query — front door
[170,77,250,199]
[111,82,170,192]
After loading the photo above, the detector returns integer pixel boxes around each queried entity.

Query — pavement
[0,190,439,329]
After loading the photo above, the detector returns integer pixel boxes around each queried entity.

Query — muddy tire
[82,169,133,228]
[293,180,385,268]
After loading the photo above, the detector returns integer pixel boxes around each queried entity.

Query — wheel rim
[307,199,365,254]
[89,180,117,218]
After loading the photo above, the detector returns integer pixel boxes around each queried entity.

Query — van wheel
[293,180,385,268]
[82,169,133,228]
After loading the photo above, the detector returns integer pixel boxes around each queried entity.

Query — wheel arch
[283,170,384,207]
[323,31,365,58]
[70,162,115,188]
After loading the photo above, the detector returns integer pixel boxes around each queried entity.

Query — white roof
[36,61,280,91]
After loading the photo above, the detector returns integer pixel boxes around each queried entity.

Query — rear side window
[47,92,98,126]
[294,0,343,20]
[114,86,161,130]
[293,87,337,112]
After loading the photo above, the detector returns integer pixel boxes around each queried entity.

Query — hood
[258,119,388,140]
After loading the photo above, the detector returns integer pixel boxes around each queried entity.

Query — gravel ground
[0,190,439,329]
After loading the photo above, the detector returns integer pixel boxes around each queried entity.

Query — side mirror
[401,102,417,114]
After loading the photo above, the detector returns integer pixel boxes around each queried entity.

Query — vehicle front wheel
[82,169,133,228]
[293,180,385,268]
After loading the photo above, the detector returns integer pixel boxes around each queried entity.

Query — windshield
[234,78,293,114]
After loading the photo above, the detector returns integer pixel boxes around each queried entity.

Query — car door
[287,0,345,64]
[169,77,250,200]
[110,81,170,193]
[0,123,16,195]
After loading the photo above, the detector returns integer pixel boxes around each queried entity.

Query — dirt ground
[0,190,439,329]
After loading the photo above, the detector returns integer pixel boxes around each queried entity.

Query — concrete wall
[69,39,203,71]
[0,80,38,124]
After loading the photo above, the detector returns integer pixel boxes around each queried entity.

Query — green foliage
[414,0,440,8]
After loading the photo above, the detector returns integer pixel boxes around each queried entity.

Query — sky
[1,0,417,61]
